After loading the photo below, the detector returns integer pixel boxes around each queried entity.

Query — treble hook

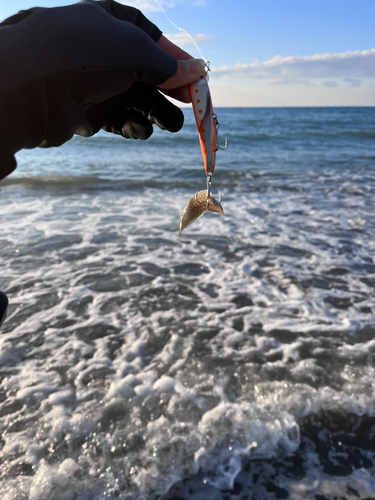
[195,173,222,205]
[213,114,228,151]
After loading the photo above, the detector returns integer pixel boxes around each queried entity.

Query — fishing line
[154,0,208,65]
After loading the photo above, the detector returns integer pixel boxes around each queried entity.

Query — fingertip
[184,58,206,77]
[159,58,206,90]
[148,102,184,133]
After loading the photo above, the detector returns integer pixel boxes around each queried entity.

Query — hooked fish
[179,190,224,238]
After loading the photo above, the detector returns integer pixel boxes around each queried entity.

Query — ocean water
[0,107,375,500]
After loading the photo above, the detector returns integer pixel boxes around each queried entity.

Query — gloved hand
[0,0,204,180]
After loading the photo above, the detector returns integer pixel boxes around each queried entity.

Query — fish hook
[213,114,228,151]
[195,173,222,205]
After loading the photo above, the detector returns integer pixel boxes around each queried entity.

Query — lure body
[179,190,224,238]
[189,74,217,176]
[178,73,225,237]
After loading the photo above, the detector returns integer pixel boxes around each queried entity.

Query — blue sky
[1,0,374,106]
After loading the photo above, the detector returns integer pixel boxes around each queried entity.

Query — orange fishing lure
[178,71,227,237]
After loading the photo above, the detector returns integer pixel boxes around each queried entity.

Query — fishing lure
[178,70,227,238]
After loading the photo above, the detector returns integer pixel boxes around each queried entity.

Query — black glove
[87,82,184,140]
[0,0,184,180]
[0,292,8,328]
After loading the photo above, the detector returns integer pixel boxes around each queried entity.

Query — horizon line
[180,105,375,109]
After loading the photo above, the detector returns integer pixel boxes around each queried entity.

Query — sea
[0,107,375,500]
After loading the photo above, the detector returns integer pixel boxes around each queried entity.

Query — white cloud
[116,0,206,12]
[164,33,213,45]
[212,49,375,85]
[208,49,375,106]
[343,77,362,88]
[116,0,181,13]
[323,80,339,88]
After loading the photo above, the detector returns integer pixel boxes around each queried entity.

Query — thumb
[158,59,206,90]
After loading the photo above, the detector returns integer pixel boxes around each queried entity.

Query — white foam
[1,155,375,498]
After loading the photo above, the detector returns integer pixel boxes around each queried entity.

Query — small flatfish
[179,190,224,238]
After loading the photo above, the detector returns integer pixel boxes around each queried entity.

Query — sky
[1,0,374,107]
